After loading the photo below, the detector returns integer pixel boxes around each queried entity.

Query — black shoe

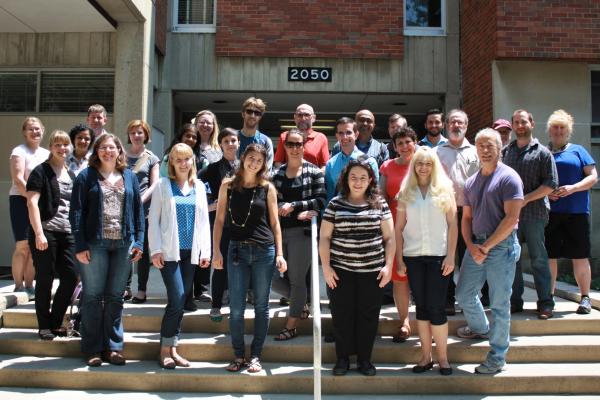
[324,334,335,343]
[123,288,132,301]
[184,299,198,312]
[412,361,434,373]
[332,358,349,376]
[511,304,523,314]
[357,360,376,376]
[439,365,453,376]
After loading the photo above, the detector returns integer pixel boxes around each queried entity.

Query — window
[40,73,114,113]
[404,0,445,36]
[0,71,114,113]
[0,73,37,112]
[592,70,600,188]
[172,0,216,33]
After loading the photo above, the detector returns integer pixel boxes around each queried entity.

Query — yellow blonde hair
[397,147,456,213]
[168,143,197,184]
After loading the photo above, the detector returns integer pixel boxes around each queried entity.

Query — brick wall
[155,0,167,56]
[215,0,404,59]
[496,0,600,60]
[460,0,497,136]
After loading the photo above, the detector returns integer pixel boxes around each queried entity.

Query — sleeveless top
[227,184,273,245]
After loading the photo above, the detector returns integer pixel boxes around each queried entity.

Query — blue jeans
[457,231,520,368]
[79,239,132,355]
[160,250,195,347]
[227,241,275,359]
[511,218,555,310]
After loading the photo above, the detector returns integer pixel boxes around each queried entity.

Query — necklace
[228,186,257,228]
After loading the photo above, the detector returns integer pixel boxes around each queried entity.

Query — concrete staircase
[0,286,599,395]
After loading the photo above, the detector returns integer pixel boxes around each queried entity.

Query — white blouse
[402,190,448,257]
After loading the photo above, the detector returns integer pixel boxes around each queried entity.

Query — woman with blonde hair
[545,109,598,314]
[9,117,50,297]
[149,143,211,368]
[26,130,78,340]
[396,147,457,375]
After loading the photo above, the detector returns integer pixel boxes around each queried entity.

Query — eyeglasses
[284,142,304,149]
[295,112,312,118]
[244,109,263,117]
[98,146,118,152]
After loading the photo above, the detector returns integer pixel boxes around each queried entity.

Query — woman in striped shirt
[319,158,395,377]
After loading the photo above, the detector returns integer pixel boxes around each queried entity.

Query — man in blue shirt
[419,108,448,148]
[331,110,388,167]
[237,97,274,170]
[325,117,379,203]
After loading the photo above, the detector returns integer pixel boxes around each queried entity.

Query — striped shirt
[272,161,327,213]
[323,196,392,273]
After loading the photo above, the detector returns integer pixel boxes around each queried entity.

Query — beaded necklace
[228,186,257,228]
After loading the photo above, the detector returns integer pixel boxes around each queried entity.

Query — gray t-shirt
[127,150,160,215]
[464,163,523,236]
[43,176,73,233]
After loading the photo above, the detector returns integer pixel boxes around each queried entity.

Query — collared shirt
[331,136,389,167]
[66,152,91,176]
[402,190,449,257]
[436,139,479,206]
[324,148,379,203]
[419,135,448,148]
[237,129,274,170]
[501,138,558,222]
[273,129,330,168]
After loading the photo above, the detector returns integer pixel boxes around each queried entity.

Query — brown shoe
[103,351,126,365]
[86,353,102,367]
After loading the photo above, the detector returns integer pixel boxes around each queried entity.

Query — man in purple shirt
[456,128,524,374]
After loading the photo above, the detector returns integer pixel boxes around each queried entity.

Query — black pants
[136,220,151,291]
[447,207,467,304]
[405,256,450,325]
[211,227,230,308]
[329,268,383,362]
[29,230,78,330]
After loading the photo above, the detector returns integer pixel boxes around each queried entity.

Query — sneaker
[279,297,290,306]
[25,287,35,300]
[538,308,554,320]
[576,297,592,315]
[475,363,504,374]
[13,286,25,293]
[195,293,212,303]
[209,307,222,322]
[184,299,198,312]
[456,325,489,339]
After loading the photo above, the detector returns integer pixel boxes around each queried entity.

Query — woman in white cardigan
[148,143,211,369]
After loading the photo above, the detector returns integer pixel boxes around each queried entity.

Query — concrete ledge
[0,292,30,324]
[523,273,600,310]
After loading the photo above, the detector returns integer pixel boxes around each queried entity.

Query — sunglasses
[244,109,263,117]
[284,141,304,149]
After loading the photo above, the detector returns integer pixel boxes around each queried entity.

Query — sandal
[159,356,176,369]
[300,305,310,320]
[38,329,55,341]
[274,327,297,341]
[51,327,68,337]
[226,358,247,372]
[247,357,262,373]
[392,325,410,343]
[172,355,190,367]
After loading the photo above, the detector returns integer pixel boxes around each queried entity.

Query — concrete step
[0,355,598,395]
[1,328,599,364]
[4,299,600,336]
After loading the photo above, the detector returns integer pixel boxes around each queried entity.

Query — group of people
[8,98,596,377]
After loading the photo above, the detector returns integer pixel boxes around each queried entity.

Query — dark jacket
[26,162,76,222]
[69,167,144,253]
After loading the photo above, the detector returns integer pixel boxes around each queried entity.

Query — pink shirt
[379,159,410,220]
[273,129,330,168]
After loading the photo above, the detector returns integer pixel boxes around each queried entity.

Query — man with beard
[419,109,448,148]
[331,110,389,167]
[387,113,408,158]
[273,104,330,170]
[435,109,480,315]
[456,128,523,374]
[237,97,274,170]
[502,109,558,319]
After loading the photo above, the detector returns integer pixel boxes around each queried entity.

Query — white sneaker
[576,297,592,314]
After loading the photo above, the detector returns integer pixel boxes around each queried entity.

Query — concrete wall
[492,60,599,261]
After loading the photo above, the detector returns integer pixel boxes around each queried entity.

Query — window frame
[172,0,217,33]
[404,0,446,37]
[0,68,114,114]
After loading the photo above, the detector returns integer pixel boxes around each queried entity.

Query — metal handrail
[310,215,322,400]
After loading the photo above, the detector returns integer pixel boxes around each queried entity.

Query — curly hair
[337,157,382,209]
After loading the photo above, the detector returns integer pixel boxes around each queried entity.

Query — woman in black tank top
[212,143,287,374]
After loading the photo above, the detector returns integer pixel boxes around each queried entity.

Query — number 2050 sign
[288,67,332,82]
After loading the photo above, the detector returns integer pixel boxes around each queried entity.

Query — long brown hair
[226,143,269,191]
[88,133,128,172]
[337,157,382,209]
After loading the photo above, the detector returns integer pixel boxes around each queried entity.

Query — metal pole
[310,216,322,400]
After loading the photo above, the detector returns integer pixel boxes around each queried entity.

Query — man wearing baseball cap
[492,119,512,147]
